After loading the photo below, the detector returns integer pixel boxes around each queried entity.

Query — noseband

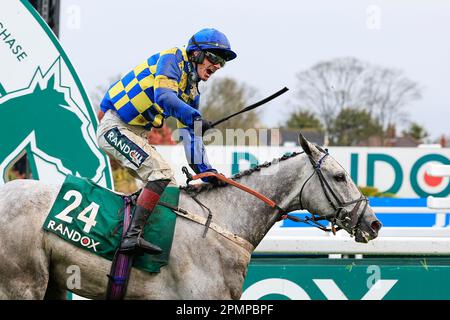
[298,151,368,235]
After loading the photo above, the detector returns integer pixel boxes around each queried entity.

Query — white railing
[255,163,450,256]
[255,235,450,255]
[255,206,450,256]
[426,164,450,210]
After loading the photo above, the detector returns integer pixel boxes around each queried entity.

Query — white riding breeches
[96,110,176,184]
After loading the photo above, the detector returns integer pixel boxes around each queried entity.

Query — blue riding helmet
[186,28,237,61]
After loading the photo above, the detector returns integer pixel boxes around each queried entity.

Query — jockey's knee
[146,169,176,186]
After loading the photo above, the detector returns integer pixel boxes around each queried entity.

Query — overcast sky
[59,0,450,140]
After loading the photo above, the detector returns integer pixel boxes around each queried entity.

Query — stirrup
[119,237,162,256]
[137,238,162,255]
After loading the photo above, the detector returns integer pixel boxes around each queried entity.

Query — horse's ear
[299,133,322,159]
[299,133,313,156]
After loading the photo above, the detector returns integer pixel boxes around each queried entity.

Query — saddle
[41,175,179,299]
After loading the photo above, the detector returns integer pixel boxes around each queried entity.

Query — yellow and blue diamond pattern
[104,48,196,128]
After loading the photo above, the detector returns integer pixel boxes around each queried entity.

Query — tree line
[199,56,427,146]
[91,56,428,146]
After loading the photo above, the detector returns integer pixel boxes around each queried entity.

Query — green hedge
[359,186,395,198]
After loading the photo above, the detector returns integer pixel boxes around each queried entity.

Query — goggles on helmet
[204,51,226,67]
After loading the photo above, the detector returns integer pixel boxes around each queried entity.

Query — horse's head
[296,133,381,243]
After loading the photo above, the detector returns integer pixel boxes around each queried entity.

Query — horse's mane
[180,151,304,194]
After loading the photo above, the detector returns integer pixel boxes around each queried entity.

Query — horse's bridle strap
[300,153,368,233]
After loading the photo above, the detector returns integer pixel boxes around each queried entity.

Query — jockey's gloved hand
[193,116,213,136]
[208,175,228,187]
[201,119,213,136]
[202,169,228,187]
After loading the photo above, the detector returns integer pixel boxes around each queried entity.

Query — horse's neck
[185,154,310,248]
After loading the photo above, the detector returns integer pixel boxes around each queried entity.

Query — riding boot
[119,179,170,255]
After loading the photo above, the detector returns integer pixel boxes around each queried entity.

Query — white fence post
[426,165,450,218]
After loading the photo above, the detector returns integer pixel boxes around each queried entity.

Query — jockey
[96,28,237,256]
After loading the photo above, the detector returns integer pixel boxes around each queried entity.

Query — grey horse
[0,134,381,299]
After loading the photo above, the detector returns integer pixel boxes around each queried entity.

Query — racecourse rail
[255,163,450,256]
[255,195,450,256]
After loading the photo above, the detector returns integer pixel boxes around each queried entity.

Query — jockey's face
[194,51,222,82]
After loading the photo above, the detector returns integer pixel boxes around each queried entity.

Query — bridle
[180,149,368,236]
[297,150,368,235]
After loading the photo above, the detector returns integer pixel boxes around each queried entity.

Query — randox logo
[104,128,148,168]
[242,278,398,300]
[231,151,450,197]
[46,219,100,252]
[351,153,450,197]
[0,1,113,188]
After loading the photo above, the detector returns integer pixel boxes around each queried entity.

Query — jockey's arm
[154,51,200,127]
[153,50,215,177]
[177,124,214,176]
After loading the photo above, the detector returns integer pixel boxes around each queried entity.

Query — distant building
[356,124,422,147]
[439,135,449,147]
[387,135,420,147]
[355,134,421,147]
[275,128,325,146]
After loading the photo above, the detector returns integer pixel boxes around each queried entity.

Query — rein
[184,169,281,210]
[180,147,368,237]
[180,165,354,233]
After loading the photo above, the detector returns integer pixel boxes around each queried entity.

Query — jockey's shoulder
[159,47,188,62]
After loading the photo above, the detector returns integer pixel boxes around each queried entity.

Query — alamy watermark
[170,124,286,175]
[366,264,381,289]
[366,5,381,31]
[65,4,82,30]
[66,264,81,290]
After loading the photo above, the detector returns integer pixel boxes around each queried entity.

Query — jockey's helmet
[186,28,237,62]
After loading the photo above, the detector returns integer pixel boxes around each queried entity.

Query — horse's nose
[370,220,382,235]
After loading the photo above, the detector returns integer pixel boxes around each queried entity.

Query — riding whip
[210,87,289,127]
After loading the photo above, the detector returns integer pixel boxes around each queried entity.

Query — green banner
[242,257,450,300]
[0,0,113,187]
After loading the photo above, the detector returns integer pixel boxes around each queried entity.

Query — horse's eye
[334,173,346,182]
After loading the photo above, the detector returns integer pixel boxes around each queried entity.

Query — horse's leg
[0,236,50,299]
[0,180,55,299]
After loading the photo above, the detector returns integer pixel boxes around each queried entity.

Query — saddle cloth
[43,175,178,273]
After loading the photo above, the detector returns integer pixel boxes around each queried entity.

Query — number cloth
[43,175,179,273]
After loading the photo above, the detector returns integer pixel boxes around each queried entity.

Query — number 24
[54,190,99,233]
